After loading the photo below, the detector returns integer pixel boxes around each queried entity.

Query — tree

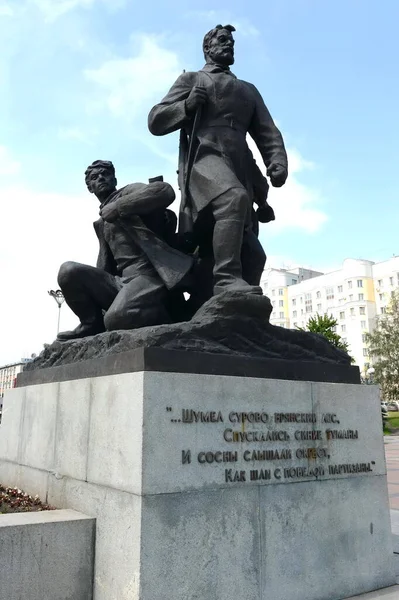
[298,313,352,356]
[366,292,399,401]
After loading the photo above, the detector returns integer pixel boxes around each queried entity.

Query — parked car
[387,401,399,412]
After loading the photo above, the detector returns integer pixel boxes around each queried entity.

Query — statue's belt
[197,118,246,136]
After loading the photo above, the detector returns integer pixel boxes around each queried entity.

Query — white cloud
[28,0,126,22]
[248,137,328,234]
[187,10,260,37]
[84,34,181,119]
[29,0,94,20]
[0,146,21,176]
[58,126,94,144]
[0,1,13,17]
[0,183,100,364]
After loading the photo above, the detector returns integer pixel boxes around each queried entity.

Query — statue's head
[85,160,117,201]
[203,24,236,66]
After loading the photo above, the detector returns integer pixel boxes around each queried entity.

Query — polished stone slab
[17,347,360,387]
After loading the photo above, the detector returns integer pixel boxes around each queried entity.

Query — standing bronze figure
[148,24,288,296]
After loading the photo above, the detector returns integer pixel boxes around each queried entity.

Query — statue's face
[206,28,235,66]
[87,167,116,199]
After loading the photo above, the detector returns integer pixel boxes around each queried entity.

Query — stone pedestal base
[0,366,395,600]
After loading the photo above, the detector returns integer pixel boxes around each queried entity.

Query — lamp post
[48,290,65,336]
[364,366,375,385]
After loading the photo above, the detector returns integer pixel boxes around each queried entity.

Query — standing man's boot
[212,219,262,295]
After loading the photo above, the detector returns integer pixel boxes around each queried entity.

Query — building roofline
[0,359,31,370]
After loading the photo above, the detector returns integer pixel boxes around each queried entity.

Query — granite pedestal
[0,351,395,600]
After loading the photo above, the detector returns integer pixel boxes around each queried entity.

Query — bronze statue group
[57,24,288,341]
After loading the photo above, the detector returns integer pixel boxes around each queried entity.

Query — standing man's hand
[268,164,288,188]
[257,203,275,223]
[185,86,208,114]
[100,203,119,223]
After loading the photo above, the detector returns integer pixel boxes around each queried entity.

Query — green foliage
[366,292,399,401]
[298,313,352,356]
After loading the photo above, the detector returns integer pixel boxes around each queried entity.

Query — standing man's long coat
[148,63,288,229]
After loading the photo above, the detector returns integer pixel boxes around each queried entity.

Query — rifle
[177,71,203,248]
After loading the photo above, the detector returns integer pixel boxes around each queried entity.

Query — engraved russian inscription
[182,450,191,465]
[167,406,376,485]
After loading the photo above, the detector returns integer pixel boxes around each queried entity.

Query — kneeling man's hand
[100,203,119,223]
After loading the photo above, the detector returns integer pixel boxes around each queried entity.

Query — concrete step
[345,584,399,599]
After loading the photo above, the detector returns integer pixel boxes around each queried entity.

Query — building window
[279,312,284,319]
[349,294,353,301]
[390,277,394,286]
[357,280,363,288]
[279,289,284,296]
[378,279,382,287]
[361,320,366,329]
[362,334,367,343]
[279,300,284,307]
[338,285,343,293]
[359,307,366,315]
[292,299,296,306]
[300,297,303,303]
[326,287,334,300]
[379,293,383,301]
[291,279,297,285]
[317,304,322,311]
[341,325,346,332]
[348,281,353,289]
[342,337,347,343]
[339,311,345,319]
[381,307,386,314]
[316,291,321,299]
[350,308,354,316]
[272,289,275,296]
[358,293,364,301]
[301,309,304,315]
[363,348,369,357]
[305,305,312,313]
[293,310,297,318]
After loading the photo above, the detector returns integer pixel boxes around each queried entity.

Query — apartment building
[261,267,323,329]
[372,257,399,316]
[0,359,31,399]
[261,257,399,372]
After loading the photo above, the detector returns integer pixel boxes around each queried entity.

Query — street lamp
[365,367,375,385]
[48,290,65,336]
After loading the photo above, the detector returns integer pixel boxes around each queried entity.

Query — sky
[0,0,398,364]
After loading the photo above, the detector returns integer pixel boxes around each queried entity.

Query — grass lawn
[384,411,399,435]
